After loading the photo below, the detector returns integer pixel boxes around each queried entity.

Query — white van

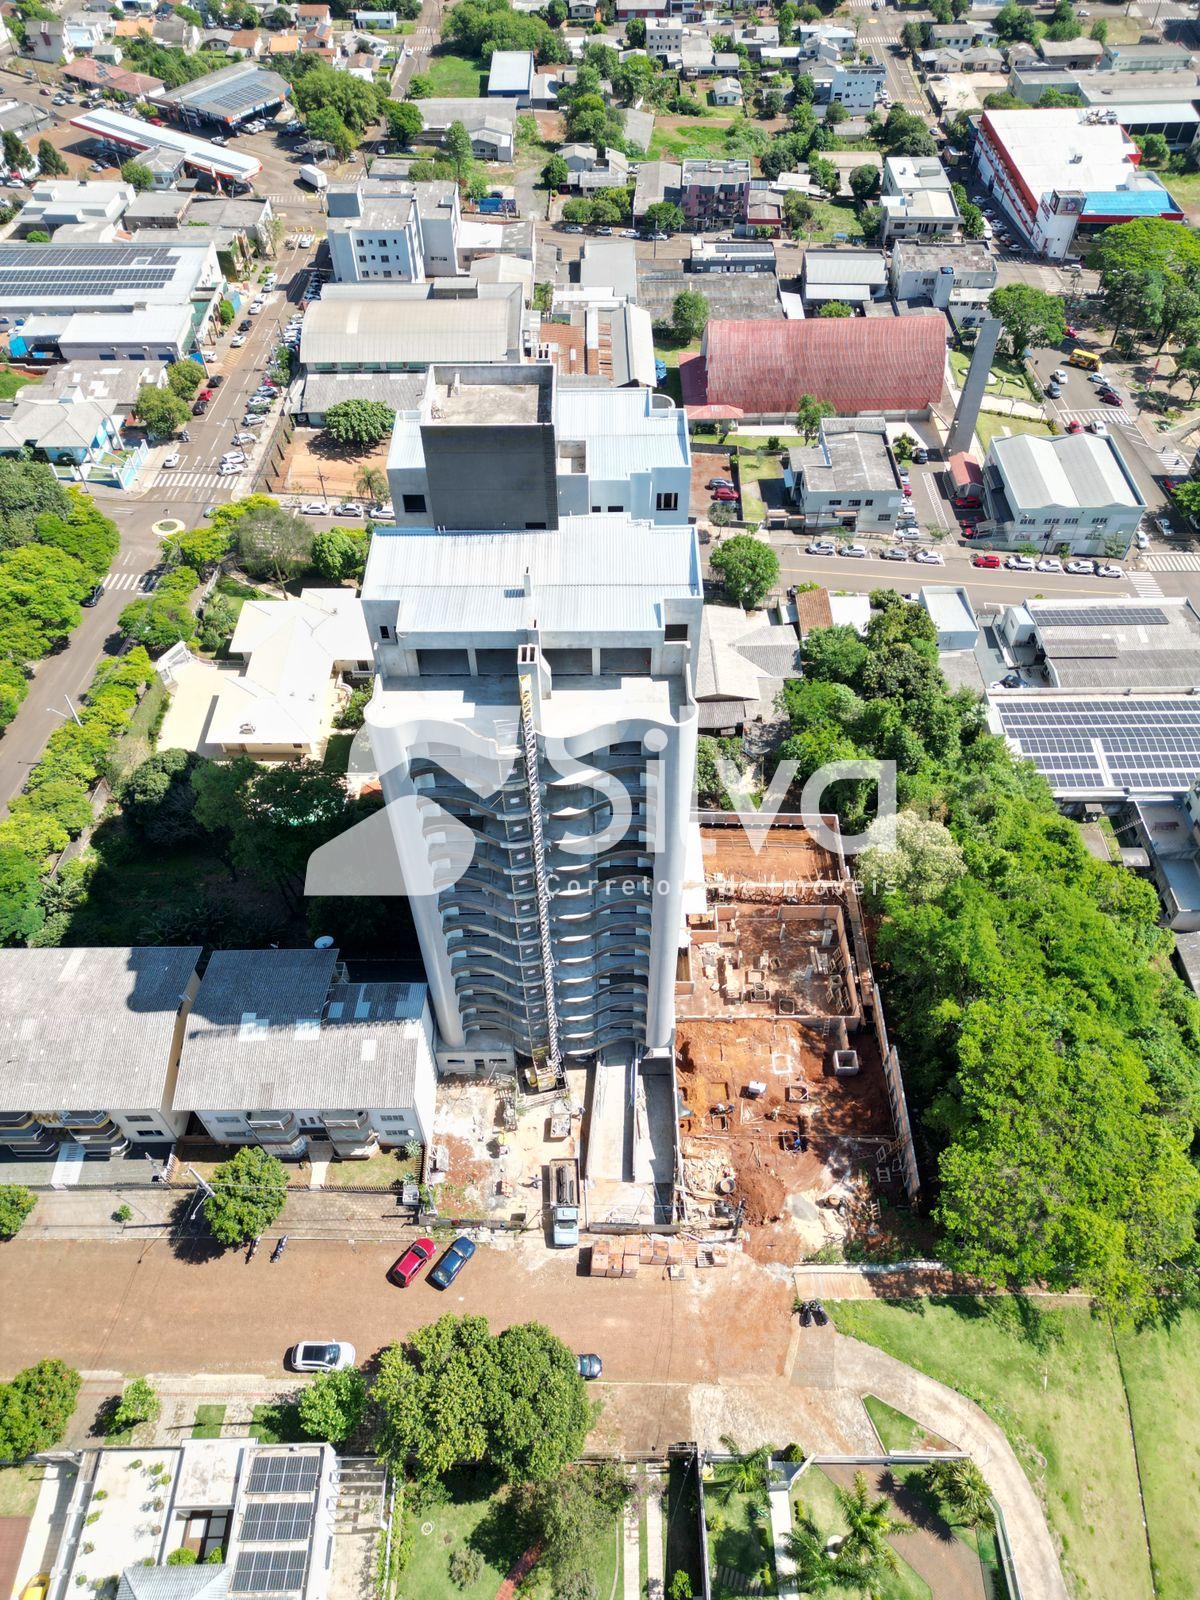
[298,164,327,191]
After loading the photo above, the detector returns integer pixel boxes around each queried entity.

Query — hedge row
[0,647,155,945]
[0,468,120,735]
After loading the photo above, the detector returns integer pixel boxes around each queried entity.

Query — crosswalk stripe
[1128,571,1165,598]
[1144,552,1200,571]
[103,573,159,593]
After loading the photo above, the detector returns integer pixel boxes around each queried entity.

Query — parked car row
[972,552,1124,577]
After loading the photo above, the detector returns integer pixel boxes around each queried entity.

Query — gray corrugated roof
[299,371,424,413]
[117,1568,228,1600]
[993,432,1142,511]
[803,250,887,287]
[300,294,519,367]
[175,949,429,1110]
[0,947,201,1109]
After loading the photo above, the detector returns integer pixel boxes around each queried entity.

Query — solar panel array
[229,1549,308,1597]
[996,697,1200,793]
[240,1503,313,1544]
[1033,605,1170,629]
[0,245,181,299]
[246,1456,321,1496]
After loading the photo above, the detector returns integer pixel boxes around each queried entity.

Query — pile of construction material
[588,1236,730,1277]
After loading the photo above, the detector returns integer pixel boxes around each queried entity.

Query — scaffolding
[518,672,562,1084]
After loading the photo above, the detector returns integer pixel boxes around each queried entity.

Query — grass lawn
[705,1485,774,1598]
[322,732,353,776]
[732,441,784,523]
[1113,1309,1200,1600]
[802,201,866,245]
[974,414,1054,452]
[0,1464,44,1517]
[250,1402,305,1445]
[863,1396,952,1455]
[792,1467,932,1600]
[653,335,697,406]
[949,350,1039,405]
[422,49,484,97]
[0,365,34,399]
[192,1405,226,1439]
[829,1299,1154,1600]
[649,113,739,161]
[319,1148,421,1188]
[1154,167,1200,219]
[402,1468,620,1600]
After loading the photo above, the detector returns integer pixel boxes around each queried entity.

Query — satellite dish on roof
[314,935,335,949]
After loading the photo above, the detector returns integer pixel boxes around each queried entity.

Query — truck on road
[298,164,327,191]
[549,1157,580,1248]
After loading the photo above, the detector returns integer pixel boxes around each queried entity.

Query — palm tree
[713,1434,774,1507]
[834,1472,912,1574]
[355,465,387,503]
[924,1459,995,1530]
[785,1505,842,1595]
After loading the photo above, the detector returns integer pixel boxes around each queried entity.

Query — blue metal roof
[1081,187,1179,217]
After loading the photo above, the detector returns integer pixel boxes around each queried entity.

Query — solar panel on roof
[229,1549,308,1597]
[240,1503,313,1543]
[246,1456,321,1496]
[996,697,1200,794]
[1034,606,1170,628]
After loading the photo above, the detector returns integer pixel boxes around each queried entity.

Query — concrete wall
[421,421,560,530]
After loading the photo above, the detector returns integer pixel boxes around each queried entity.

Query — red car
[1064,324,1078,338]
[710,486,738,503]
[1065,419,1083,434]
[198,388,214,403]
[387,1236,436,1288]
[972,553,1001,569]
[902,483,913,497]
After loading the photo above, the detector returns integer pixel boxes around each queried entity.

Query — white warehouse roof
[991,431,1143,510]
[70,108,261,182]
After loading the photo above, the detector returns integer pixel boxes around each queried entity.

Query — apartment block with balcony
[360,513,703,1074]
[680,158,752,228]
[173,948,438,1159]
[0,946,201,1161]
[880,154,961,244]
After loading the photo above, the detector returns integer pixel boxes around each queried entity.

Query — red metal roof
[689,316,948,416]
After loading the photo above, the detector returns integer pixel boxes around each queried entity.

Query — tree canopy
[986,283,1065,359]
[203,1145,289,1247]
[784,594,1200,1314]
[671,289,709,343]
[0,1360,81,1464]
[373,1314,592,1482]
[710,536,780,610]
[324,399,397,449]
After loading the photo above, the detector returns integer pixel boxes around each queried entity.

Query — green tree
[986,283,1065,359]
[783,191,813,234]
[818,300,852,318]
[120,159,155,192]
[710,536,780,610]
[107,1377,160,1436]
[1172,478,1200,522]
[849,164,880,204]
[37,138,67,176]
[134,385,189,439]
[1137,132,1170,167]
[808,155,839,196]
[561,196,594,225]
[993,0,1039,42]
[305,107,356,160]
[901,19,923,51]
[1090,16,1107,42]
[670,289,709,343]
[445,119,473,181]
[218,298,235,327]
[0,1361,81,1464]
[374,1314,501,1478]
[2,132,31,172]
[167,1551,198,1566]
[0,1185,35,1238]
[1044,0,1080,40]
[795,393,835,443]
[713,1435,773,1509]
[521,1461,632,1585]
[384,98,424,146]
[312,526,368,583]
[835,1471,913,1576]
[644,200,685,234]
[798,623,868,685]
[625,16,645,44]
[541,153,569,189]
[203,1146,288,1247]
[23,231,50,244]
[490,1322,593,1482]
[324,399,396,450]
[924,1459,994,1529]
[857,812,966,908]
[163,524,233,574]
[298,1368,367,1444]
[234,505,314,587]
[166,361,204,400]
[1174,346,1200,402]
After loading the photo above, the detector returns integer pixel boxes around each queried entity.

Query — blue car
[429,1235,475,1290]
